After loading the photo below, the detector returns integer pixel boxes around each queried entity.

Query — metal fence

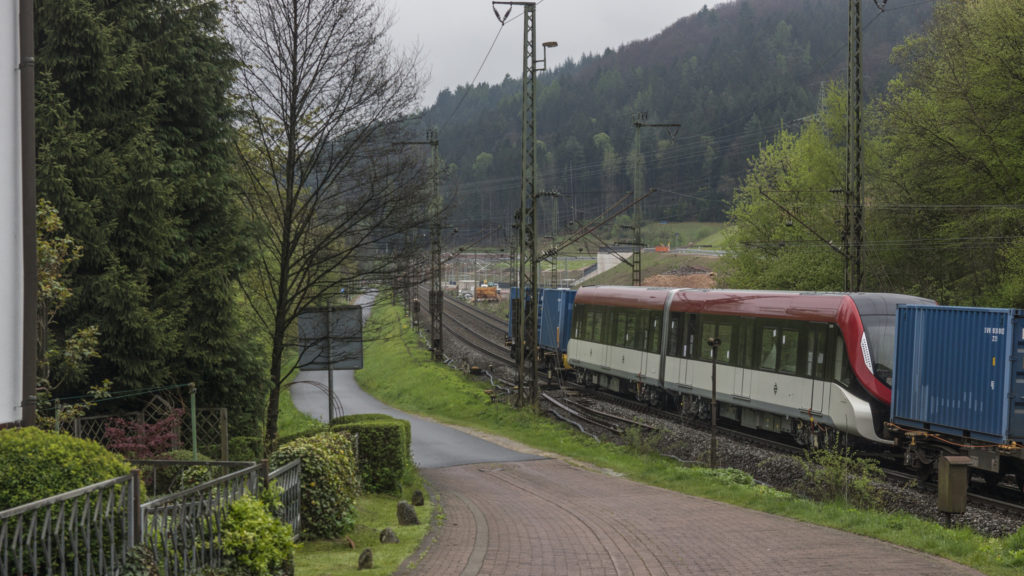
[72,406,229,460]
[268,459,302,539]
[141,464,260,575]
[1,459,301,576]
[0,473,139,576]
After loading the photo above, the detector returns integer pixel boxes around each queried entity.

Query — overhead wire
[438,0,548,131]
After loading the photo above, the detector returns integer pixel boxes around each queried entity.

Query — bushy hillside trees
[722,0,1024,307]
[420,0,932,245]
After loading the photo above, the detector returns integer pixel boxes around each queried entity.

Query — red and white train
[567,286,935,446]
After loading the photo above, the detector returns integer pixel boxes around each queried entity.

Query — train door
[808,324,829,414]
[734,320,752,398]
[667,312,686,386]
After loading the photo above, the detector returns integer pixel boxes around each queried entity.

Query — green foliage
[228,436,265,462]
[220,495,294,576]
[420,1,933,229]
[695,467,756,487]
[331,415,411,493]
[798,442,884,510]
[270,431,360,538]
[35,0,269,435]
[152,449,213,494]
[35,197,103,418]
[999,525,1024,567]
[721,83,847,290]
[622,425,662,457]
[872,0,1024,306]
[0,427,130,510]
[120,546,160,576]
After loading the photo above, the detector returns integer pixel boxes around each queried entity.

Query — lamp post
[707,337,721,468]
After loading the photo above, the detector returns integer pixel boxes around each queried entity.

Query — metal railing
[0,472,139,576]
[1,459,301,575]
[141,463,260,576]
[267,459,302,538]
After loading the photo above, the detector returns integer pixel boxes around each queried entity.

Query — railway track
[413,286,515,373]
[443,294,508,334]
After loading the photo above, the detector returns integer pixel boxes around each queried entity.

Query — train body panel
[568,286,933,445]
[571,336,886,443]
[892,305,1024,445]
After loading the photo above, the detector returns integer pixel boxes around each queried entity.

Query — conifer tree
[35,0,268,433]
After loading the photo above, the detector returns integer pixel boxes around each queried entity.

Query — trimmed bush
[330,413,411,454]
[270,430,359,538]
[0,427,131,510]
[228,436,264,461]
[153,449,214,494]
[220,495,294,576]
[331,414,411,493]
[274,425,326,451]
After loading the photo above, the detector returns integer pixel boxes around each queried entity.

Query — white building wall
[0,0,24,425]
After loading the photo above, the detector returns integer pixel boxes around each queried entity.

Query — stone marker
[358,548,373,570]
[411,490,425,506]
[397,500,420,525]
[380,527,399,544]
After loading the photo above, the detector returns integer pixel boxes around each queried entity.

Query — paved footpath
[403,459,981,576]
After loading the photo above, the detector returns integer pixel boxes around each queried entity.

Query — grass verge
[351,302,1024,576]
[293,488,434,576]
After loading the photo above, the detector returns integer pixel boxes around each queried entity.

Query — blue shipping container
[507,286,539,345]
[539,289,576,354]
[891,305,1024,444]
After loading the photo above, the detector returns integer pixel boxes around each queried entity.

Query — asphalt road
[289,368,542,469]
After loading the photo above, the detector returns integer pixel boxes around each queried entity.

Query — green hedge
[228,436,265,461]
[0,427,131,510]
[270,430,359,538]
[331,414,411,494]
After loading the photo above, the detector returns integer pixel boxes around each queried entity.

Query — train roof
[574,286,932,323]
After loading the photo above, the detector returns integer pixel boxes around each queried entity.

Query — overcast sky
[387,0,730,106]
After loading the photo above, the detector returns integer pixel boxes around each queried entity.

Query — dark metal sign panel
[297,305,363,370]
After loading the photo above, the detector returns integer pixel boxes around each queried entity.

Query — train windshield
[851,293,934,386]
[859,314,895,385]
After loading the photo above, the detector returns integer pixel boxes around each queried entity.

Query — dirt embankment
[643,265,716,289]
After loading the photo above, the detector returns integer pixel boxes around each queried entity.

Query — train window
[686,313,698,358]
[833,331,851,386]
[697,318,729,364]
[648,315,661,354]
[718,323,734,365]
[623,312,637,349]
[700,322,715,360]
[779,328,800,374]
[759,327,778,371]
[807,325,827,379]
[591,309,604,343]
[573,305,585,339]
[668,313,682,357]
[737,318,754,368]
[614,311,628,348]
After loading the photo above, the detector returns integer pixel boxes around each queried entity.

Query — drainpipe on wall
[20,0,37,427]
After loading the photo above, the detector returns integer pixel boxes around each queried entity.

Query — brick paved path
[402,459,981,576]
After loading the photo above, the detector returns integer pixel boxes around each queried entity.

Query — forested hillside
[723,1,1024,307]
[420,0,933,245]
